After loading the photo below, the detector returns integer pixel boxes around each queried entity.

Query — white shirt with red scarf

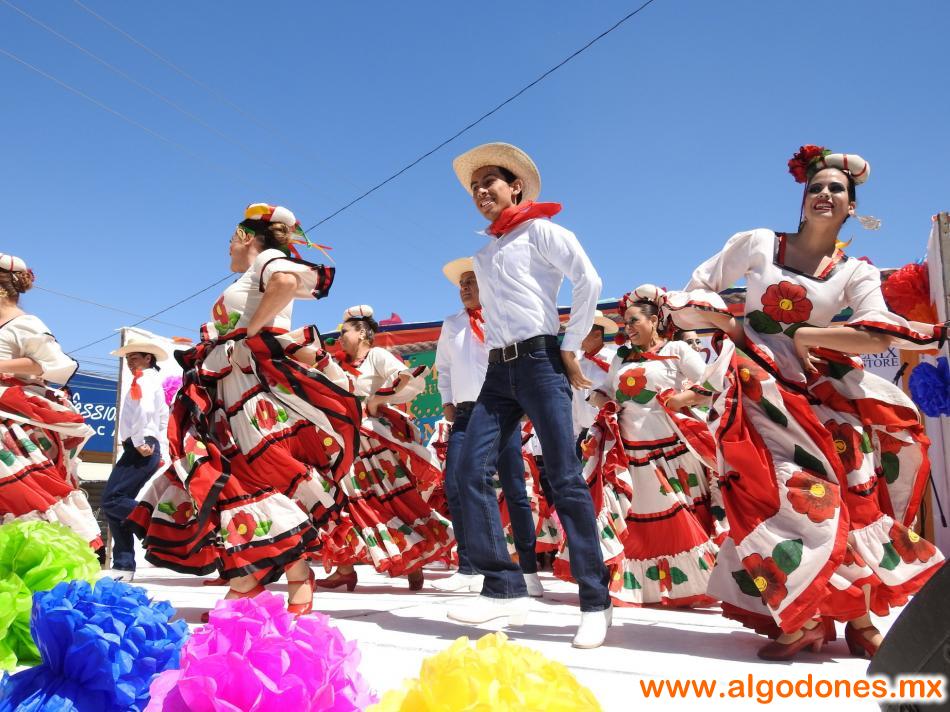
[473,218,602,354]
[435,307,487,406]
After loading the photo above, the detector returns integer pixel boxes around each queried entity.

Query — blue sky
[4,1,949,376]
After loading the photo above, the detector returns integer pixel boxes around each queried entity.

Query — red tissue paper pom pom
[881,262,937,323]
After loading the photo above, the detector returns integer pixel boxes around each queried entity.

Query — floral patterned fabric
[314,347,453,576]
[555,341,722,607]
[677,228,944,635]
[129,251,361,583]
[0,315,100,548]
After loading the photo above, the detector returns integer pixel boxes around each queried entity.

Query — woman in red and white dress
[556,287,720,607]
[315,305,453,591]
[663,146,945,659]
[130,204,361,618]
[0,254,100,548]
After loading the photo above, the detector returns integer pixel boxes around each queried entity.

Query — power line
[67,274,232,355]
[34,285,193,331]
[68,0,445,240]
[1,0,341,205]
[304,0,659,232]
[0,47,261,190]
[51,1,658,356]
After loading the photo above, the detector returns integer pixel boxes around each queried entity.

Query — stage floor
[131,563,887,711]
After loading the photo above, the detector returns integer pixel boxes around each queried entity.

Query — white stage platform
[131,563,890,711]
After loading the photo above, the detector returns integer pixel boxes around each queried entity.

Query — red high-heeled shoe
[757,622,825,661]
[200,582,266,623]
[822,617,838,643]
[315,570,358,592]
[407,570,424,591]
[286,568,316,617]
[845,623,880,658]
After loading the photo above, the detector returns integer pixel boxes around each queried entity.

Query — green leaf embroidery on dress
[825,361,855,380]
[732,569,761,597]
[783,322,813,338]
[746,310,783,335]
[772,539,804,574]
[881,452,900,484]
[623,572,642,590]
[670,567,689,585]
[254,521,272,537]
[878,542,900,570]
[157,502,177,515]
[793,445,827,476]
[760,397,789,427]
[632,389,657,404]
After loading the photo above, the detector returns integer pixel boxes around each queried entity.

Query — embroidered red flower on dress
[655,558,672,593]
[876,430,905,456]
[889,522,936,564]
[762,282,814,324]
[226,512,257,545]
[824,420,864,474]
[786,471,838,523]
[212,297,230,326]
[172,502,194,525]
[617,367,647,398]
[788,145,830,183]
[736,357,768,401]
[255,400,279,431]
[742,553,788,608]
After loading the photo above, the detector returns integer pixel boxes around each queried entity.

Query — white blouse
[0,314,78,385]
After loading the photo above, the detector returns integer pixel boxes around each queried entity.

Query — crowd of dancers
[0,141,945,657]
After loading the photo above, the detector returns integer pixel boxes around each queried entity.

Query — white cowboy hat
[442,257,475,286]
[592,310,619,336]
[111,340,169,362]
[452,142,541,202]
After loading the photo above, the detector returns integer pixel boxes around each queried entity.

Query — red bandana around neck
[487,201,562,237]
[467,307,485,343]
[583,350,611,372]
[129,369,143,401]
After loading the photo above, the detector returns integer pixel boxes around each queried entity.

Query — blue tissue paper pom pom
[0,578,188,712]
[908,357,950,418]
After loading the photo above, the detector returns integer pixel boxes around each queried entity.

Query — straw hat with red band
[592,309,619,336]
[452,143,541,202]
[442,257,475,286]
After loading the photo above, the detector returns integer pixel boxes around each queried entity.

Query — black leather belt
[488,335,560,364]
[454,401,476,416]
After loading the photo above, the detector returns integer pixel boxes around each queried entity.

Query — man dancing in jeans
[446,142,612,648]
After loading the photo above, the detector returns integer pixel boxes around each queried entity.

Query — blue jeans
[444,405,537,575]
[457,345,610,611]
[102,437,161,571]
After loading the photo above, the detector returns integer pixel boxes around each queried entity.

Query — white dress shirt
[473,218,602,353]
[572,345,617,436]
[435,307,488,405]
[118,368,169,450]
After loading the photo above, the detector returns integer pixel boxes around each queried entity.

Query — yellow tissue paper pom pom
[370,632,602,712]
